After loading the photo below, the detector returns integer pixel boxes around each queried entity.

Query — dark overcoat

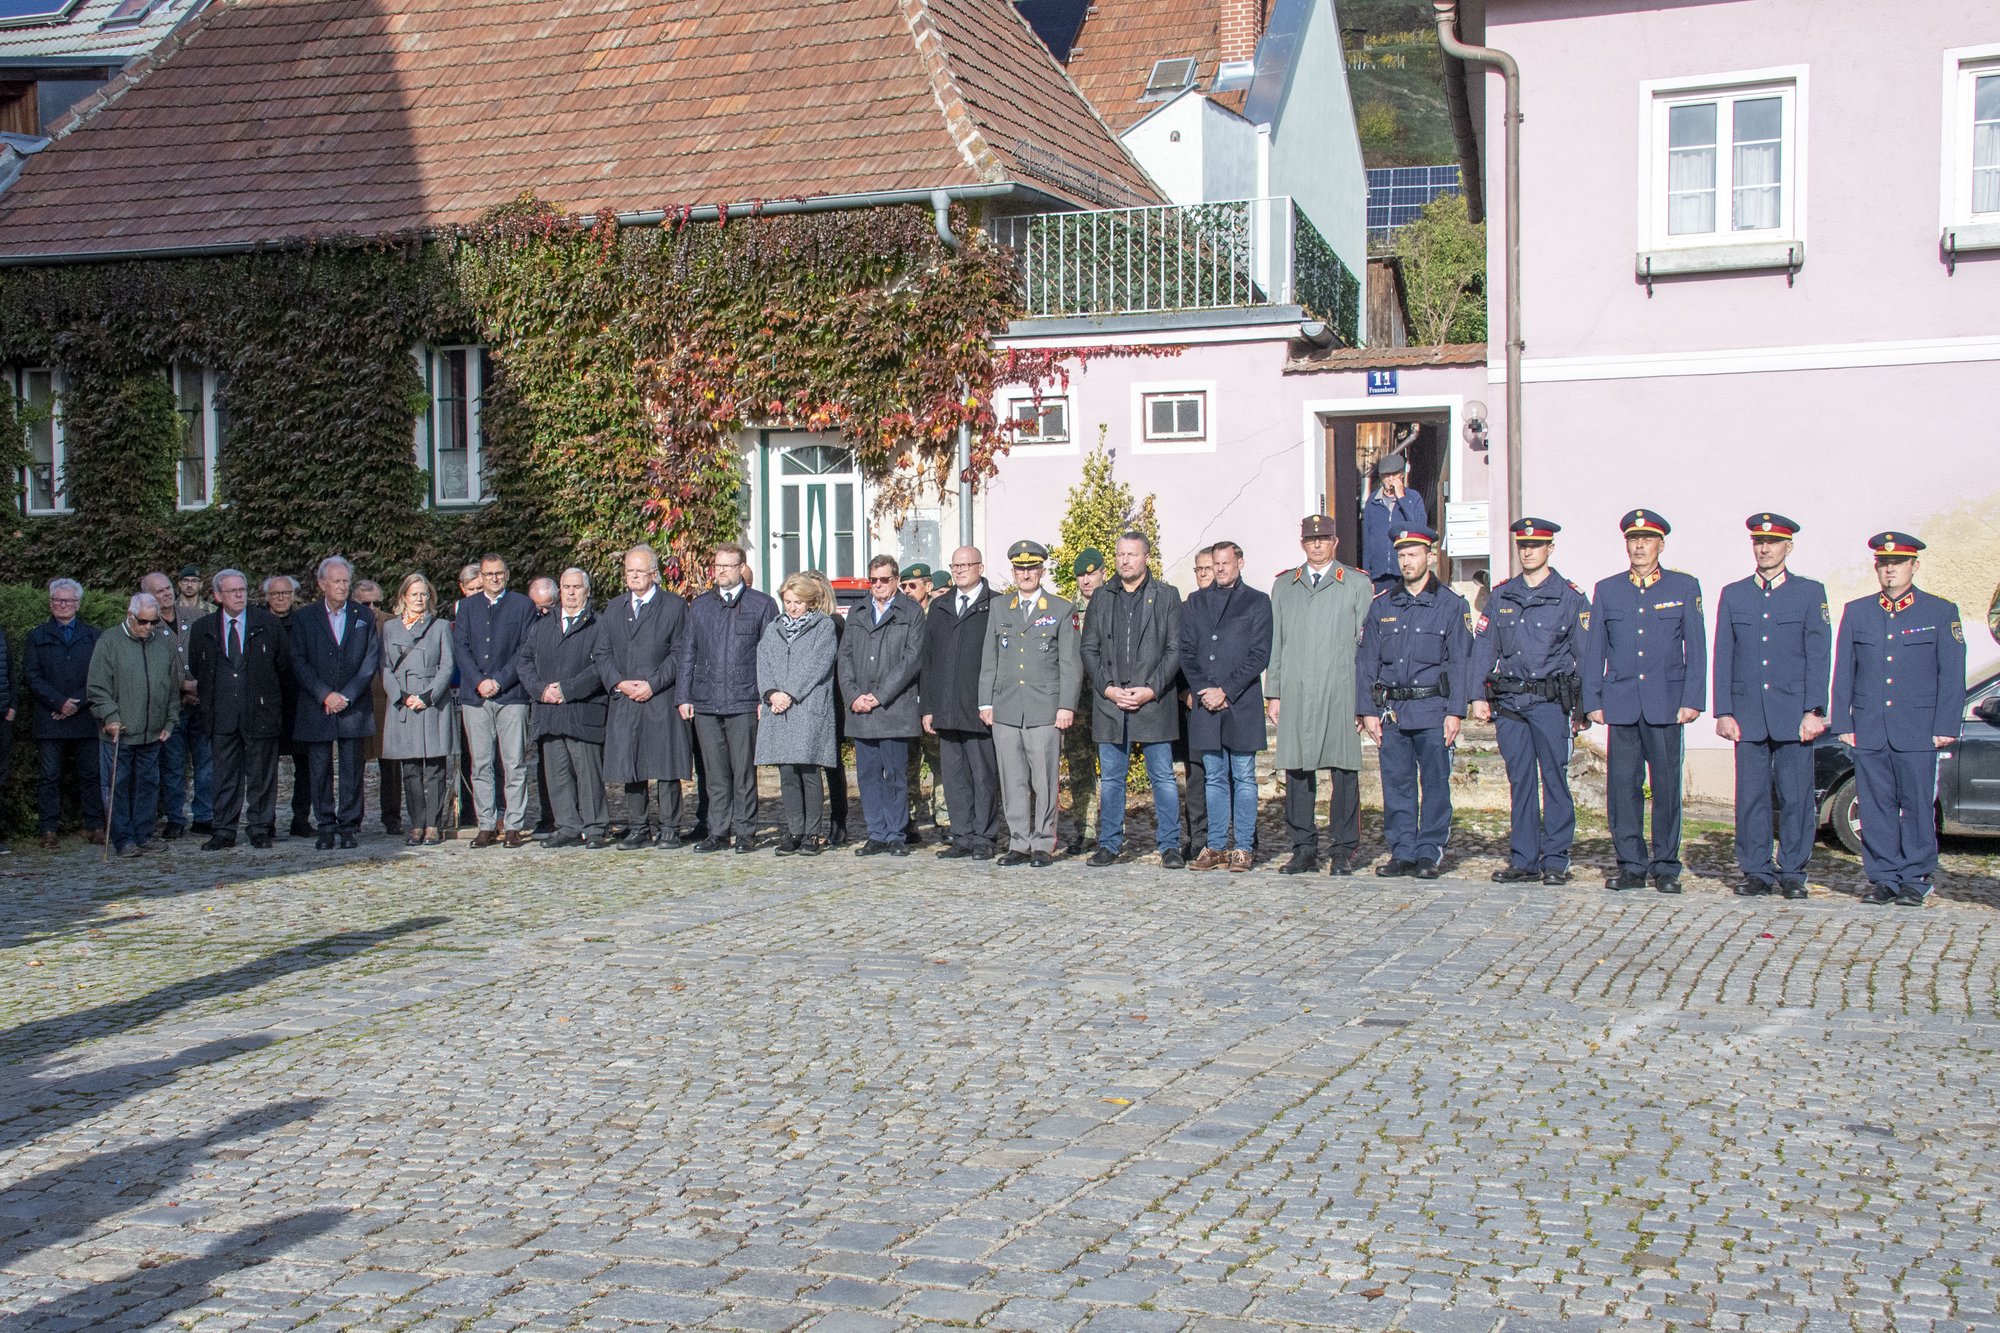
[186,607,287,738]
[594,588,693,782]
[1081,575,1183,744]
[23,618,101,741]
[920,583,993,733]
[1179,580,1272,753]
[837,594,926,739]
[518,608,609,743]
[676,586,779,714]
[288,601,380,742]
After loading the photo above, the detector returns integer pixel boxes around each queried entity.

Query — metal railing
[995,196,1359,344]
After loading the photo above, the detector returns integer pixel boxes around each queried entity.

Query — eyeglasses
[50,596,79,605]
[134,616,160,625]
[869,575,897,585]
[948,562,980,571]
[899,581,920,591]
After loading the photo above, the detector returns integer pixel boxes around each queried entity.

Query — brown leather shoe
[39,832,59,850]
[470,829,500,849]
[503,830,528,848]
[85,829,107,846]
[1227,849,1253,873]
[1190,847,1227,871]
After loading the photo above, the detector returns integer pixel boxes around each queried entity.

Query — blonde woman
[380,573,457,844]
[755,572,840,854]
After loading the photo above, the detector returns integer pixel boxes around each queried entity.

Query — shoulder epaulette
[1569,580,1584,596]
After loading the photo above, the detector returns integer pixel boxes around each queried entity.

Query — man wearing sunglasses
[899,562,944,843]
[86,593,182,857]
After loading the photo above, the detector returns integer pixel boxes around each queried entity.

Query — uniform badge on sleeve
[1952,620,1965,642]
[1471,612,1487,633]
[1821,602,1831,624]
[1579,611,1591,631]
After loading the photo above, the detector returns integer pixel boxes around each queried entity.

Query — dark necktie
[563,616,576,635]
[1311,571,1321,588]
[228,618,241,662]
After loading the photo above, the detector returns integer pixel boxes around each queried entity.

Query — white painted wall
[1262,0,1369,336]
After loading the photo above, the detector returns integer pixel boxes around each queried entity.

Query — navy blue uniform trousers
[1733,737,1814,881]
[1495,698,1574,872]
[1608,721,1683,878]
[1378,725,1451,865]
[1853,747,1940,889]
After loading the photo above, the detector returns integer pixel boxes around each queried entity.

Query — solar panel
[1012,0,1090,64]
[0,0,83,26]
[1143,58,1197,98]
[99,0,160,26]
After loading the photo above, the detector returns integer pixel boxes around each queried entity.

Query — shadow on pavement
[0,1207,345,1332]
[0,915,449,1066]
[0,1035,278,1155]
[0,1099,325,1268]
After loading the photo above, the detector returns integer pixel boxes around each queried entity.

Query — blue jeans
[159,715,214,828]
[101,738,163,851]
[853,736,911,843]
[1096,741,1180,854]
[1201,749,1258,851]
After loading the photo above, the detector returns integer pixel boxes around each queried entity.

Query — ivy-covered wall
[0,199,1022,593]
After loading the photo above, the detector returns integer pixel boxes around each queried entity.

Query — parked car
[1814,666,2000,853]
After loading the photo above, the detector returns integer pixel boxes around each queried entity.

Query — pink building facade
[1471,0,2000,796]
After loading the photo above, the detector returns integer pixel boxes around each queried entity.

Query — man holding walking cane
[87,593,180,858]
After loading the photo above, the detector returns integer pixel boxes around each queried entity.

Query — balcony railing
[995,196,1360,345]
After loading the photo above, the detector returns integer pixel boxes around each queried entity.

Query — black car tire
[1824,775,1864,857]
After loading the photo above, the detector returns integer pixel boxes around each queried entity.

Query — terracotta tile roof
[0,0,1159,259]
[1284,343,1488,374]
[1064,0,1239,132]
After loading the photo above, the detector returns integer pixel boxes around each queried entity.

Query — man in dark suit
[518,567,612,848]
[676,542,778,852]
[452,552,539,848]
[188,569,287,850]
[288,555,380,849]
[922,546,1000,860]
[23,578,103,847]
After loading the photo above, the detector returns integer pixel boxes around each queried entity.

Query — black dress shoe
[1375,858,1416,878]
[1063,839,1085,857]
[249,834,273,849]
[775,835,801,857]
[1278,850,1316,876]
[161,824,185,841]
[1735,877,1775,897]
[1030,850,1053,867]
[584,835,614,850]
[1780,879,1809,900]
[1160,849,1185,870]
[1541,869,1573,886]
[997,850,1030,867]
[1610,871,1648,891]
[382,822,404,837]
[290,820,314,838]
[1415,860,1444,880]
[1492,865,1539,883]
[936,844,974,860]
[735,835,758,854]
[315,834,336,850]
[827,826,850,848]
[694,835,730,853]
[338,833,358,849]
[191,820,214,836]
[1861,883,1898,904]
[201,835,235,852]
[1894,884,1931,907]
[798,837,823,856]
[884,842,908,857]
[971,844,996,861]
[1653,877,1682,894]
[659,831,683,849]
[1326,853,1354,877]
[905,828,924,846]
[687,824,711,843]
[1087,847,1118,867]
[546,832,584,848]
[855,840,884,857]
[618,830,654,850]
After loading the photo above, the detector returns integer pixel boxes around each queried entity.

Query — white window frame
[1941,45,2000,250]
[998,390,1078,456]
[170,360,224,511]
[415,344,492,507]
[1636,66,1808,274]
[11,366,68,516]
[1133,381,1215,455]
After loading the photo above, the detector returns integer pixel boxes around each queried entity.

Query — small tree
[1398,192,1487,346]
[1051,427,1162,600]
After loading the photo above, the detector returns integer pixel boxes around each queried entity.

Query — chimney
[1219,0,1263,66]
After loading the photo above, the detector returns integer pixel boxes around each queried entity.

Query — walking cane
[102,732,119,864]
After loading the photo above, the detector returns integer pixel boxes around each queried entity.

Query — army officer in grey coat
[977,540,1081,867]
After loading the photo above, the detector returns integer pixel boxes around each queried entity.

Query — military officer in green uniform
[1062,548,1106,854]
[978,541,1082,866]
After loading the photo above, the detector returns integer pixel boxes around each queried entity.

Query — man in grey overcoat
[1080,532,1183,868]
[594,544,693,848]
[978,540,1081,867]
[838,553,927,856]
[1266,514,1373,876]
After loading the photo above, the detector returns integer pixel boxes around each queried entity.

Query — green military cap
[1008,540,1048,568]
[900,562,932,581]
[1071,547,1105,577]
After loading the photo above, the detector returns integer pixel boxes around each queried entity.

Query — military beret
[1390,524,1439,549]
[1620,509,1670,537]
[1869,530,1925,557]
[177,563,202,579]
[1300,513,1337,539]
[1007,540,1048,568]
[1510,517,1560,543]
[900,562,933,581]
[1746,513,1799,539]
[1071,547,1105,577]
[1378,451,1408,475]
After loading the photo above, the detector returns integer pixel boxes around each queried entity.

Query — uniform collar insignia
[1757,571,1787,591]
[1628,568,1661,590]
[1879,590,1915,612]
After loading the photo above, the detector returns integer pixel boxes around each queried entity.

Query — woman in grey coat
[756,572,840,856]
[381,572,457,845]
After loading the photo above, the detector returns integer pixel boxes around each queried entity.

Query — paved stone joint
[1,831,1996,1331]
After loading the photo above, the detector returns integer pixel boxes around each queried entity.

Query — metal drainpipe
[931,190,976,547]
[1433,1,1523,571]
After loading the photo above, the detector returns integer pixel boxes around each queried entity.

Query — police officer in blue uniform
[1356,523,1471,877]
[1583,510,1706,893]
[1830,532,1967,906]
[1713,513,1831,900]
[1469,517,1590,886]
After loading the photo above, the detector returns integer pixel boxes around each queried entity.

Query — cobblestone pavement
[2,805,1997,1332]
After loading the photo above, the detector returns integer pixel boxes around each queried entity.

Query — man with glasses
[979,540,1082,867]
[290,555,381,849]
[1174,545,1216,859]
[677,542,778,852]
[187,569,287,850]
[899,561,944,843]
[264,573,316,838]
[839,554,928,855]
[453,553,538,847]
[87,593,181,858]
[923,547,1001,859]
[141,570,211,840]
[1081,532,1184,869]
[596,543,694,848]
[24,578,104,848]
